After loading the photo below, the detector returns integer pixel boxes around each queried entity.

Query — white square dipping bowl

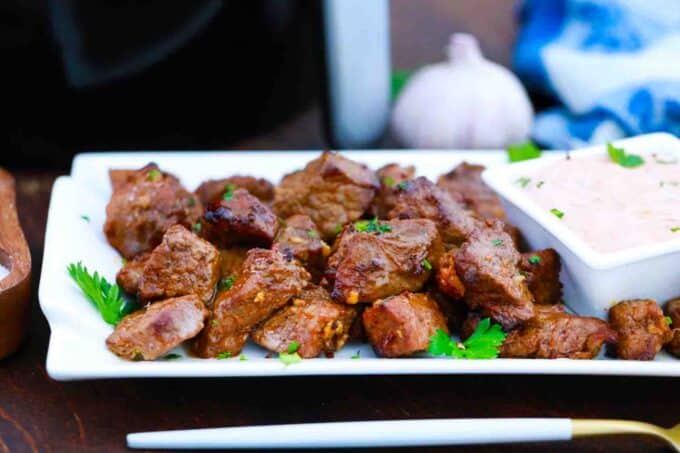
[482,133,680,318]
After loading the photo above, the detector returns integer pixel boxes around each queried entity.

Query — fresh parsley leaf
[67,262,137,326]
[397,181,409,191]
[550,208,564,219]
[351,350,361,359]
[147,169,161,181]
[391,69,413,100]
[239,355,248,361]
[383,176,395,187]
[355,217,392,234]
[221,276,235,290]
[421,258,432,270]
[121,258,127,265]
[223,183,236,200]
[307,230,318,238]
[192,222,202,233]
[428,318,506,359]
[516,177,531,188]
[607,143,644,168]
[491,238,503,247]
[211,319,218,327]
[187,197,196,207]
[672,227,680,233]
[287,341,300,354]
[162,353,181,360]
[80,215,90,223]
[507,142,541,163]
[217,352,232,359]
[279,351,302,366]
[334,223,342,234]
[665,316,673,325]
[529,255,541,265]
[536,180,545,189]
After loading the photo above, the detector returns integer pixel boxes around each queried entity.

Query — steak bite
[218,247,249,281]
[272,151,379,240]
[116,252,150,295]
[104,163,203,259]
[428,286,468,334]
[519,249,563,305]
[273,214,330,278]
[106,295,208,361]
[138,225,221,305]
[435,251,466,301]
[252,285,357,358]
[324,218,444,304]
[437,162,505,220]
[363,292,448,358]
[195,175,274,205]
[388,177,478,249]
[501,305,615,359]
[608,300,672,360]
[454,219,535,330]
[369,163,416,218]
[665,298,680,357]
[201,189,279,248]
[193,248,310,358]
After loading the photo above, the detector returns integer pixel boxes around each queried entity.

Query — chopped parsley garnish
[550,208,564,219]
[351,350,361,359]
[428,318,506,359]
[279,341,302,366]
[67,262,137,326]
[491,238,503,247]
[121,258,127,265]
[507,142,541,163]
[536,180,545,189]
[221,276,235,290]
[383,176,395,187]
[516,177,531,188]
[192,222,202,233]
[147,169,161,181]
[80,215,90,223]
[211,319,218,327]
[223,183,235,200]
[528,255,541,265]
[665,316,673,325]
[307,230,318,238]
[397,181,409,190]
[422,258,432,270]
[239,355,248,361]
[334,223,342,234]
[355,217,392,234]
[607,143,644,168]
[162,353,181,360]
[671,227,680,233]
[187,197,196,207]
[217,352,232,359]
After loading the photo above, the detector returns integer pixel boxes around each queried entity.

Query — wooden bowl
[0,168,32,359]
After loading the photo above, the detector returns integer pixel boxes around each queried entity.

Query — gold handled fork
[573,419,680,451]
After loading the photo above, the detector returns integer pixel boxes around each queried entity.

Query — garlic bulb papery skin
[391,33,534,149]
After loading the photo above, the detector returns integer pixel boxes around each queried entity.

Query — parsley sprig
[355,217,392,234]
[428,318,506,359]
[279,341,302,365]
[223,183,236,200]
[507,142,541,163]
[607,143,644,168]
[67,262,137,326]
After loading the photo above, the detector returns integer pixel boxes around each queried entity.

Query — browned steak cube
[108,169,137,192]
[388,177,479,249]
[251,285,357,358]
[435,250,466,300]
[363,292,448,358]
[665,299,680,357]
[218,247,249,281]
[137,225,221,305]
[273,214,330,279]
[193,248,310,358]
[501,305,615,359]
[428,286,468,334]
[437,162,505,220]
[455,219,535,330]
[106,295,208,361]
[519,249,563,305]
[369,163,416,218]
[325,218,444,304]
[104,163,203,259]
[201,189,279,248]
[272,151,379,241]
[195,175,274,205]
[608,300,672,360]
[116,252,150,295]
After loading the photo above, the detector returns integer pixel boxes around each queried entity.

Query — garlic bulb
[392,34,533,149]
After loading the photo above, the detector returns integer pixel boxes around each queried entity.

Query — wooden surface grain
[1,2,677,452]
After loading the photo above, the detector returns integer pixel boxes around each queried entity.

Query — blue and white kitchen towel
[514,0,680,149]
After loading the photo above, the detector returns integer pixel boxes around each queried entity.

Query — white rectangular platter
[40,151,680,380]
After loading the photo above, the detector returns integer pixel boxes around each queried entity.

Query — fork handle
[128,418,573,449]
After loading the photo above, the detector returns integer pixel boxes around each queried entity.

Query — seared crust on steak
[195,175,274,205]
[519,249,563,305]
[609,300,672,360]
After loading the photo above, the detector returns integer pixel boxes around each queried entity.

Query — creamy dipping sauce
[521,152,680,254]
